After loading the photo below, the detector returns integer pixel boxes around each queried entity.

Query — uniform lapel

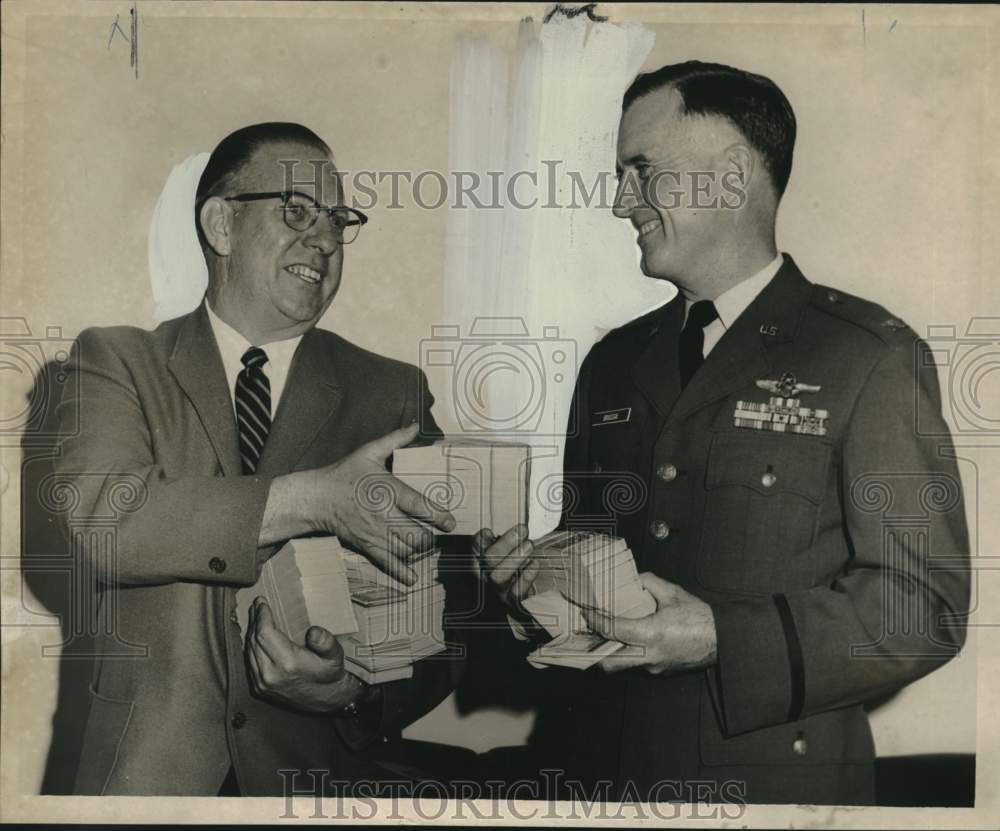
[668,256,814,425]
[255,328,343,476]
[630,298,685,418]
[167,305,242,476]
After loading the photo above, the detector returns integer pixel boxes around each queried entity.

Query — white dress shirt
[205,300,303,417]
[684,253,784,357]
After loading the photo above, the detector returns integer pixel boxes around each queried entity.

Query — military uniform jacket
[52,304,457,795]
[530,255,970,805]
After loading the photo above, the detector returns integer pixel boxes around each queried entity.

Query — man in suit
[476,62,970,804]
[53,122,458,795]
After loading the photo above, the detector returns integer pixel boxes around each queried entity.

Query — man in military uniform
[476,61,970,805]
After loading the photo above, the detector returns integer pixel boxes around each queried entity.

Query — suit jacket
[526,255,970,804]
[53,304,458,795]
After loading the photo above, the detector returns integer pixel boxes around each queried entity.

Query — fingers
[364,537,419,586]
[583,605,645,646]
[384,510,436,554]
[361,423,420,462]
[305,628,348,684]
[245,636,265,692]
[392,479,456,532]
[251,599,296,665]
[305,626,344,662]
[490,538,535,586]
[471,528,497,559]
[478,524,529,571]
[638,571,682,605]
[597,645,650,674]
[509,557,540,603]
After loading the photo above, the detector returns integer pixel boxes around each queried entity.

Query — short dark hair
[194,122,330,247]
[623,61,796,196]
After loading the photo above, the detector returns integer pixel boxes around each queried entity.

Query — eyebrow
[285,189,344,209]
[615,153,651,176]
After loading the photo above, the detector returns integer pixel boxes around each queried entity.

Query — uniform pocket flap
[705,431,831,504]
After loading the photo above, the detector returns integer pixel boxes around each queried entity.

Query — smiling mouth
[285,264,323,284]
[637,219,659,239]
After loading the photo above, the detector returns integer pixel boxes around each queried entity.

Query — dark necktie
[235,347,271,474]
[678,300,719,389]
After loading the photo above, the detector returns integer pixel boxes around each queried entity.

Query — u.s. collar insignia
[755,372,821,397]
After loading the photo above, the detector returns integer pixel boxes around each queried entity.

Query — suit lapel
[256,329,343,476]
[667,256,814,425]
[167,305,242,476]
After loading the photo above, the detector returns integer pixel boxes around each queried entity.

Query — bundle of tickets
[235,537,359,646]
[236,540,448,684]
[520,530,656,670]
[340,549,447,684]
[392,439,531,534]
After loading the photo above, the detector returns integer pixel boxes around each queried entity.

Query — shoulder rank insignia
[736,376,829,436]
[755,372,821,397]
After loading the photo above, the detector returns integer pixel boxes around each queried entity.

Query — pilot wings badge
[735,374,829,436]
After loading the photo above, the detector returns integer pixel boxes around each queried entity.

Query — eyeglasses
[224,191,368,244]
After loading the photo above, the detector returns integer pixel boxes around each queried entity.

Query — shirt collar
[686,253,784,330]
[204,299,304,367]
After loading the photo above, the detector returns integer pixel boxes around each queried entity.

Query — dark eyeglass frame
[224,191,369,242]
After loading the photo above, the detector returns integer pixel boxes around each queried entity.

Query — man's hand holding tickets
[246,597,369,714]
[472,525,539,612]
[268,423,456,586]
[583,573,718,676]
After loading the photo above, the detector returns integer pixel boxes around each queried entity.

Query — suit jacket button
[792,735,808,755]
[210,557,227,574]
[649,521,670,540]
[231,712,247,730]
[657,463,678,482]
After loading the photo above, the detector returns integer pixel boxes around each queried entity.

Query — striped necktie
[236,346,271,474]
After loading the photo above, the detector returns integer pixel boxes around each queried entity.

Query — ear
[199,197,234,257]
[725,143,755,190]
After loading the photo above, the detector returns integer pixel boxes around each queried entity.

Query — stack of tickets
[235,537,359,646]
[520,530,656,670]
[340,549,447,684]
[392,439,531,534]
[236,540,448,684]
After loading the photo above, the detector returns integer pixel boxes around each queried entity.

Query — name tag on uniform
[592,407,631,427]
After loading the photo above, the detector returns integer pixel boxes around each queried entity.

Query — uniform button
[649,520,670,540]
[231,712,247,730]
[593,463,603,474]
[229,609,239,625]
[826,290,840,303]
[792,734,808,755]
[657,463,678,482]
[761,472,777,488]
[209,557,227,574]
